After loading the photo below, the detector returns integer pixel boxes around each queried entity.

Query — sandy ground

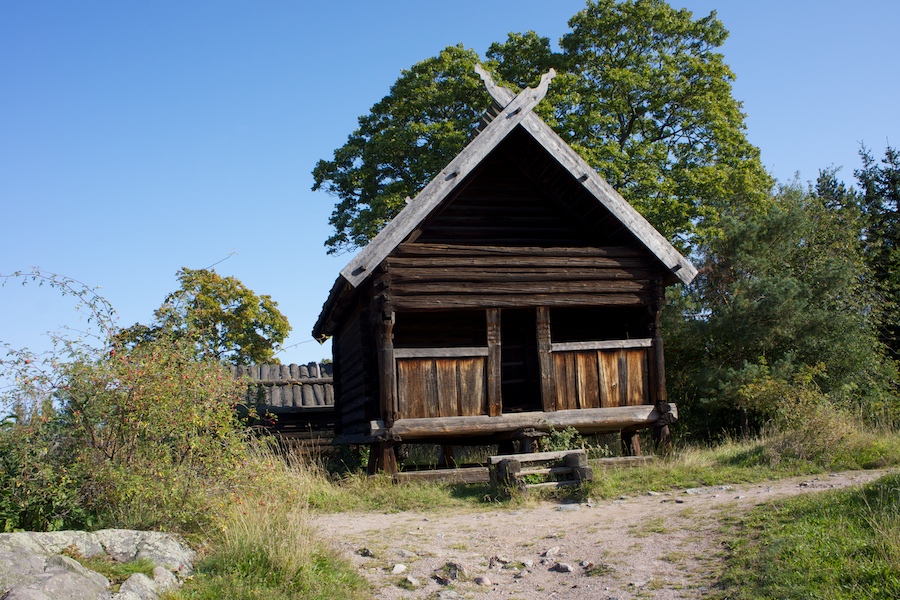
[313,469,893,600]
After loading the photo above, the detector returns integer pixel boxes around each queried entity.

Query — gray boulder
[0,529,195,600]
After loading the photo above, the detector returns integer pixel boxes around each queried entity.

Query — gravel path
[313,469,892,600]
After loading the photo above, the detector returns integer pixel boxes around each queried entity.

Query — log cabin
[312,66,698,473]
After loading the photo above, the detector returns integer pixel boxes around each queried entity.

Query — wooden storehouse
[312,67,697,473]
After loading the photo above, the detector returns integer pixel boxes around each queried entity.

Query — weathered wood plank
[392,243,648,258]
[576,351,601,409]
[489,449,585,464]
[387,255,654,270]
[390,404,677,439]
[393,346,489,359]
[457,357,486,416]
[599,351,620,408]
[396,358,435,419]
[524,480,580,489]
[392,467,490,485]
[436,359,460,418]
[390,280,651,296]
[377,313,396,424]
[391,293,649,310]
[625,349,648,406]
[551,338,653,352]
[389,267,652,283]
[536,306,555,412]
[486,309,502,417]
[553,352,570,411]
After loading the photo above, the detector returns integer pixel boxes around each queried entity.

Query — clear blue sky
[2,1,898,366]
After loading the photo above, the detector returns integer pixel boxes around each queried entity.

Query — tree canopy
[666,173,897,434]
[119,268,290,365]
[313,0,770,254]
[856,144,900,359]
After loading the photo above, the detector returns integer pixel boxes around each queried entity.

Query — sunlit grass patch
[715,473,900,599]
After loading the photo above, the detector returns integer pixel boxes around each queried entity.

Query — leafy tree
[313,0,770,254]
[666,178,896,435]
[855,144,900,359]
[119,268,290,365]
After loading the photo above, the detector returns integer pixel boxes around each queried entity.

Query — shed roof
[313,67,697,340]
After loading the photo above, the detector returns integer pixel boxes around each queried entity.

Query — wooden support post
[486,309,502,417]
[367,441,398,475]
[564,451,593,482]
[650,280,668,408]
[652,423,672,452]
[621,430,642,457]
[649,280,673,453]
[438,444,456,468]
[536,306,555,412]
[491,458,525,498]
[377,308,396,426]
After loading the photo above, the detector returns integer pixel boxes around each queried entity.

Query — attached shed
[231,362,336,446]
[312,67,697,473]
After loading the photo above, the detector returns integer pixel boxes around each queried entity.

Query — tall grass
[167,443,370,600]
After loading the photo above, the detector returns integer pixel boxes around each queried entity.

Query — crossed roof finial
[474,63,555,107]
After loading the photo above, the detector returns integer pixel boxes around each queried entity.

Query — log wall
[383,244,658,311]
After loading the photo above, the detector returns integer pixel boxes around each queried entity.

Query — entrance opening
[501,308,542,413]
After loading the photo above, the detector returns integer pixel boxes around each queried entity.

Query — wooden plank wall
[553,348,649,409]
[384,244,657,311]
[396,356,488,419]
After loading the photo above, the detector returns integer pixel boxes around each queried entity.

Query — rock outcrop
[0,529,196,600]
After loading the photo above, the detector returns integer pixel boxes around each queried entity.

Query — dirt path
[313,469,892,600]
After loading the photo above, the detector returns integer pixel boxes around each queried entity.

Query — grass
[583,427,900,501]
[72,555,156,590]
[715,472,900,599]
[162,444,371,600]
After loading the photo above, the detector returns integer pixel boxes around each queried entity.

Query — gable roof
[313,67,697,340]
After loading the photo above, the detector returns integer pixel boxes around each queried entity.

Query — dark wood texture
[389,404,677,440]
[395,356,487,419]
[553,348,650,410]
[536,306,555,412]
[384,244,659,311]
[486,309,502,417]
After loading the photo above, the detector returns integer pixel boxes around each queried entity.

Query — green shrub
[0,335,250,532]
